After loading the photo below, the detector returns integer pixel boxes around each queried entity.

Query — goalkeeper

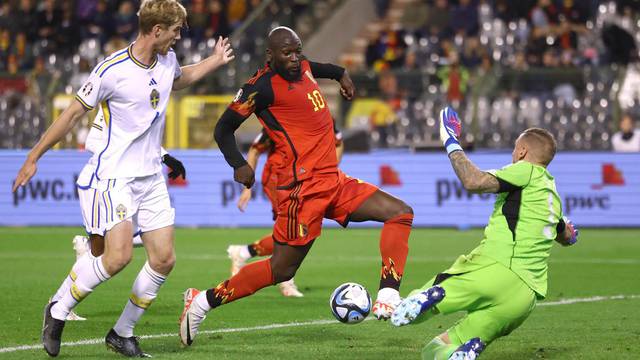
[391,107,579,360]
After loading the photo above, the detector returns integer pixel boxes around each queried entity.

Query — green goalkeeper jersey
[444,160,563,299]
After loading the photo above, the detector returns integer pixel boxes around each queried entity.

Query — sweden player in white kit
[12,0,234,357]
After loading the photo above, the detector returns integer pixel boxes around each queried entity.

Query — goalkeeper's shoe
[179,288,207,346]
[278,279,304,297]
[227,245,251,276]
[391,286,445,326]
[372,287,401,320]
[105,328,151,358]
[449,337,485,360]
[42,301,65,357]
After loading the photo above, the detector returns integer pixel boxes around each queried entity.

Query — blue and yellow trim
[128,44,157,69]
[91,189,99,228]
[94,48,128,75]
[94,100,112,181]
[75,95,94,111]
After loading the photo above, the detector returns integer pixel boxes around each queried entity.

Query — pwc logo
[565,163,624,214]
[380,165,402,186]
[591,163,625,189]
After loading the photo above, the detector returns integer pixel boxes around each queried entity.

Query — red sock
[206,259,273,308]
[249,234,274,256]
[379,213,413,290]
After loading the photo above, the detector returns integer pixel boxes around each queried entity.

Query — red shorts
[263,173,278,221]
[273,170,378,246]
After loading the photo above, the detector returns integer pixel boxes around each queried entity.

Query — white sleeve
[75,65,116,110]
[171,50,182,80]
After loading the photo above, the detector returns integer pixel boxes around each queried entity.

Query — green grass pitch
[0,227,638,359]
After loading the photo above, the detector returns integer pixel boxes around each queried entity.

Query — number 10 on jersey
[307,90,325,111]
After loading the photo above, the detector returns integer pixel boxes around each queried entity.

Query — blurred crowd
[365,0,638,73]
[0,0,323,74]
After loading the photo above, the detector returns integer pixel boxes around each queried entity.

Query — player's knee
[271,264,297,284]
[103,252,132,274]
[386,201,413,220]
[149,253,175,275]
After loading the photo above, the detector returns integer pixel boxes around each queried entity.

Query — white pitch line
[1,294,638,354]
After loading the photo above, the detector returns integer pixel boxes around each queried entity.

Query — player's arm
[448,152,500,193]
[237,146,262,211]
[308,60,355,100]
[173,37,234,91]
[12,100,88,191]
[555,217,579,246]
[439,106,499,193]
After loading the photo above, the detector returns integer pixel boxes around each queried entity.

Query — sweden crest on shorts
[150,89,160,109]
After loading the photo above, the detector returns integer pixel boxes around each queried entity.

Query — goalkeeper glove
[564,217,579,245]
[439,106,463,155]
[162,154,186,180]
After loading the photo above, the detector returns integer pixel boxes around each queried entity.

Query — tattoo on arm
[448,151,500,193]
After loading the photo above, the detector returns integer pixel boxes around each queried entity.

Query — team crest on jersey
[116,204,127,220]
[81,82,94,96]
[150,89,160,109]
[304,70,317,84]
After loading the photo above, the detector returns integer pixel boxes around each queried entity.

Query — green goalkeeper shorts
[411,260,536,345]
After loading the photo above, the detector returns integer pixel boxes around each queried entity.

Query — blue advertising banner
[1,150,638,228]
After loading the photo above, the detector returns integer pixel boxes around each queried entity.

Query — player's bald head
[516,128,557,166]
[267,26,301,50]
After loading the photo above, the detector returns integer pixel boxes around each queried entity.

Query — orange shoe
[179,288,206,346]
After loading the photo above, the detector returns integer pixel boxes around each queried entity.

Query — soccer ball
[329,282,371,324]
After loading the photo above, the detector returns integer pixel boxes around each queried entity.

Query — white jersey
[75,44,181,181]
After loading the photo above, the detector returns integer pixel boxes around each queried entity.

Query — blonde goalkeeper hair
[138,0,187,34]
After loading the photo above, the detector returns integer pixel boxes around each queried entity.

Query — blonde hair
[138,0,187,35]
[521,127,557,166]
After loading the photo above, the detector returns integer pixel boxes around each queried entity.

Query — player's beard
[272,62,301,82]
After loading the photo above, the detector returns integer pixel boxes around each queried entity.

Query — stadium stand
[0,0,639,151]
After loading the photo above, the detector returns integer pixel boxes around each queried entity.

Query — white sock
[51,253,95,302]
[133,234,143,248]
[51,255,110,320]
[113,262,166,337]
[193,290,211,316]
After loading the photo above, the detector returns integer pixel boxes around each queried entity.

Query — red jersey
[229,60,338,189]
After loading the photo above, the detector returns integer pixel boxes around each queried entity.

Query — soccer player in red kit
[180,26,414,345]
[228,126,344,298]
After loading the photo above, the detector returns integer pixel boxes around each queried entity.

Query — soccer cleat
[72,235,89,259]
[278,279,304,297]
[227,245,251,276]
[449,337,485,360]
[42,301,65,357]
[391,286,445,326]
[105,328,151,358]
[372,287,402,320]
[179,288,206,346]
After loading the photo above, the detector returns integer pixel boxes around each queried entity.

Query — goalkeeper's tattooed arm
[448,151,500,193]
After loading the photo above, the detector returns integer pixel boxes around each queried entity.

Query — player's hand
[162,154,186,180]
[439,106,462,155]
[212,36,235,66]
[339,71,355,100]
[12,158,37,192]
[237,188,252,212]
[234,164,255,189]
[564,217,579,246]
